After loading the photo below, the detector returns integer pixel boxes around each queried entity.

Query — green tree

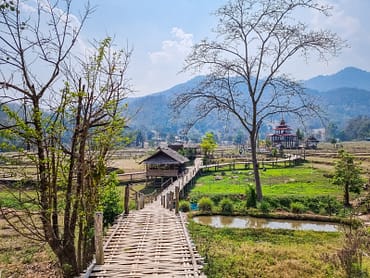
[135,131,145,148]
[332,150,363,207]
[100,172,123,227]
[296,129,304,141]
[200,132,217,157]
[0,1,131,274]
[343,115,370,141]
[234,130,246,146]
[173,0,344,201]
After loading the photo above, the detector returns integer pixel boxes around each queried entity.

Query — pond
[193,215,342,232]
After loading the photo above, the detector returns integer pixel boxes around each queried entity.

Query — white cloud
[149,27,193,64]
[127,27,195,96]
[19,1,37,13]
[313,2,361,39]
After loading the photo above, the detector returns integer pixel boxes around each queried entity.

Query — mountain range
[124,67,370,141]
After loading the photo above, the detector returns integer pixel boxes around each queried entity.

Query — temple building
[267,119,299,149]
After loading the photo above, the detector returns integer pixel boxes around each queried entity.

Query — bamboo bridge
[83,158,205,277]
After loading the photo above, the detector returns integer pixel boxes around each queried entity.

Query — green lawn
[193,165,342,198]
[0,190,39,210]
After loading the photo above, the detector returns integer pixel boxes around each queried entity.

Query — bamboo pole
[175,186,179,214]
[166,192,170,209]
[169,191,173,211]
[135,192,139,210]
[94,212,104,265]
[124,185,130,214]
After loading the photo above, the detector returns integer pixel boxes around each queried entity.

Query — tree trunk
[56,244,79,278]
[344,183,350,207]
[250,136,263,201]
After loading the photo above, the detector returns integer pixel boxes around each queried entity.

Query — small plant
[101,172,123,227]
[246,184,257,208]
[291,202,306,214]
[335,227,370,277]
[179,200,190,212]
[198,197,214,213]
[219,198,234,214]
[258,201,270,213]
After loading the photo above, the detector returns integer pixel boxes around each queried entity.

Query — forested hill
[124,67,370,139]
[304,67,370,92]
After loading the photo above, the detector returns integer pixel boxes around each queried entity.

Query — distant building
[267,119,299,149]
[168,143,201,160]
[140,147,189,179]
[305,135,320,149]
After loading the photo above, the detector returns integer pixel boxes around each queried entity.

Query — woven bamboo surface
[84,158,205,277]
[88,205,204,277]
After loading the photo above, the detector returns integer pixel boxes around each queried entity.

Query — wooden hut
[305,135,319,149]
[140,147,189,178]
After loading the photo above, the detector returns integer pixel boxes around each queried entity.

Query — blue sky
[74,0,370,96]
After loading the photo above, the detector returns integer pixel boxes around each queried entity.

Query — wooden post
[94,212,104,265]
[135,192,139,210]
[169,191,174,211]
[166,192,170,209]
[124,185,130,215]
[140,194,145,209]
[175,186,179,214]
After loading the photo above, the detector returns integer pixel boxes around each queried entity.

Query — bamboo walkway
[84,159,205,278]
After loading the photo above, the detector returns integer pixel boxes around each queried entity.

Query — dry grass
[108,158,145,173]
[0,217,60,278]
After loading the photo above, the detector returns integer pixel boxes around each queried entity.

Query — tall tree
[332,150,363,207]
[0,1,131,276]
[172,0,344,201]
[200,132,217,157]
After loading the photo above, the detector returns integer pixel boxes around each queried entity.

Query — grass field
[188,221,370,278]
[1,143,370,276]
[193,165,343,198]
[187,148,370,278]
[0,216,60,278]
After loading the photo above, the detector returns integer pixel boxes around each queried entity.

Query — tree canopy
[332,150,363,207]
[0,1,131,276]
[173,0,344,201]
[200,132,217,157]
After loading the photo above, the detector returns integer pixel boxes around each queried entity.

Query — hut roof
[140,147,189,165]
[306,135,319,142]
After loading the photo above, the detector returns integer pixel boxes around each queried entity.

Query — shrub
[258,201,270,213]
[198,197,214,213]
[246,185,257,208]
[101,172,123,227]
[291,202,306,214]
[179,200,190,212]
[220,198,234,214]
[262,196,342,215]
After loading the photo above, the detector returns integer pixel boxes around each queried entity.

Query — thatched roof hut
[141,147,189,178]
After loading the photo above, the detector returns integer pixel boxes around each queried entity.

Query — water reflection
[193,215,341,232]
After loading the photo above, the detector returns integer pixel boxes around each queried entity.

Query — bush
[101,172,123,227]
[220,198,234,214]
[246,185,257,208]
[291,202,306,214]
[258,201,270,213]
[198,197,214,213]
[179,200,190,212]
[262,196,342,215]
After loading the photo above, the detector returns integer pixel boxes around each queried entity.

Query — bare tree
[0,1,131,277]
[172,0,344,201]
